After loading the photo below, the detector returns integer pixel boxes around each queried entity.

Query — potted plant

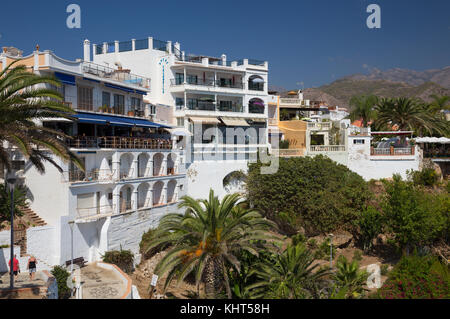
[128,110,135,117]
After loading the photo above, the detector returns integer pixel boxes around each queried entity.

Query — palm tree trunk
[205,257,223,299]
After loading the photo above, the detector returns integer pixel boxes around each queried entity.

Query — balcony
[307,122,332,131]
[310,145,346,152]
[171,79,244,90]
[68,169,116,183]
[82,61,151,90]
[272,149,304,157]
[76,205,115,221]
[371,147,415,156]
[66,136,173,150]
[120,200,134,213]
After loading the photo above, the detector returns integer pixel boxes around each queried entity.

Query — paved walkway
[79,264,127,299]
[0,272,46,290]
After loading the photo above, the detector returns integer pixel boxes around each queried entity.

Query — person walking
[8,254,20,283]
[27,256,38,281]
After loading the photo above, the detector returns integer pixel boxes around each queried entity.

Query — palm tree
[374,97,449,136]
[144,190,279,299]
[247,243,330,299]
[428,94,450,113]
[0,61,83,173]
[332,255,368,299]
[348,95,379,127]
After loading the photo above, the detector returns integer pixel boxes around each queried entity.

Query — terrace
[66,136,173,150]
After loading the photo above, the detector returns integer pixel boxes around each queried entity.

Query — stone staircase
[19,206,47,227]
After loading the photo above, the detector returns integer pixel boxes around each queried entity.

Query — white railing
[307,122,332,130]
[272,149,304,157]
[280,98,301,105]
[76,205,115,220]
[371,147,414,156]
[66,169,116,183]
[310,145,346,152]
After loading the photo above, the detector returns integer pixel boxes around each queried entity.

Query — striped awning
[220,117,250,127]
[250,118,267,123]
[189,117,220,125]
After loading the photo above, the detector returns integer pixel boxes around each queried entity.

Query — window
[149,104,156,115]
[220,78,232,88]
[175,73,184,85]
[176,98,185,109]
[102,92,111,108]
[114,94,125,114]
[177,118,185,127]
[219,100,233,112]
[77,86,93,111]
[187,75,198,85]
[354,139,365,145]
[131,97,142,111]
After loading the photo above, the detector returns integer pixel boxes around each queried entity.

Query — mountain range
[273,66,450,110]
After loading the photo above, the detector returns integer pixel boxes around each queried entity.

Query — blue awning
[104,82,147,95]
[54,72,76,86]
[73,112,171,129]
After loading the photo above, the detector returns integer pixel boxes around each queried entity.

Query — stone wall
[107,203,180,266]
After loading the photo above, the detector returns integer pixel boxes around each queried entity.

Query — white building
[89,37,271,199]
[1,47,186,267]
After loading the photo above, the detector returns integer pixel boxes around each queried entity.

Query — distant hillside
[296,66,450,110]
[345,66,450,89]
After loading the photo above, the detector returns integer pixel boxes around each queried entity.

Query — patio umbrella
[251,77,264,83]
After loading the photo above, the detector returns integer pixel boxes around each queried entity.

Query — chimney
[84,39,91,62]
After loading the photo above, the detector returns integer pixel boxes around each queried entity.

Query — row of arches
[117,152,178,180]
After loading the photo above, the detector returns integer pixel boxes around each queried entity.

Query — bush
[246,156,372,236]
[51,266,71,299]
[357,206,384,252]
[102,249,134,274]
[382,175,449,251]
[408,168,440,187]
[381,264,390,276]
[377,254,450,299]
[140,229,170,259]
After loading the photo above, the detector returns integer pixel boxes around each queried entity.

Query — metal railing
[218,104,244,113]
[248,59,266,66]
[76,205,115,220]
[67,137,173,150]
[153,39,168,51]
[119,41,132,52]
[135,39,149,50]
[310,145,346,152]
[187,102,216,111]
[82,61,151,89]
[371,147,414,156]
[272,149,304,157]
[280,98,302,105]
[248,83,264,91]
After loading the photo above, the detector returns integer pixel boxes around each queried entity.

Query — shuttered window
[77,86,93,111]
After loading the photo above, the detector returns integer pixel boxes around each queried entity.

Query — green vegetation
[51,266,71,299]
[0,184,27,223]
[381,175,448,253]
[144,190,279,299]
[356,206,384,252]
[102,249,134,274]
[247,243,330,299]
[377,254,450,299]
[332,255,368,299]
[0,61,84,173]
[348,95,379,127]
[408,168,440,187]
[246,156,372,236]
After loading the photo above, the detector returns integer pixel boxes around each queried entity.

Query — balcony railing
[371,147,415,156]
[171,78,244,89]
[68,169,116,183]
[307,122,332,130]
[67,136,173,150]
[120,168,135,180]
[272,149,304,157]
[310,145,346,152]
[187,102,216,112]
[76,205,115,220]
[82,61,151,89]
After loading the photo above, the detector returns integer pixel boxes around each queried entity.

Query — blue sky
[1,0,449,89]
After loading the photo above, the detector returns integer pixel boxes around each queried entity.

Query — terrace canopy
[415,137,450,144]
[73,112,171,129]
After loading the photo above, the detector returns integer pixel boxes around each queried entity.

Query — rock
[332,232,354,249]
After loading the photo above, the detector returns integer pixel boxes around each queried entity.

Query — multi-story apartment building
[0,47,186,266]
[88,37,271,198]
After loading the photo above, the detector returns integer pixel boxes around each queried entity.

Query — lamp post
[329,233,334,270]
[6,170,17,290]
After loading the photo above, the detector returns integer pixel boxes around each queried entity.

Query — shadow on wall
[0,249,7,273]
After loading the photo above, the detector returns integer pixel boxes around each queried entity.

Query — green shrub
[381,264,390,276]
[408,168,439,187]
[247,156,372,236]
[382,175,449,251]
[314,238,336,261]
[333,255,369,299]
[357,206,384,252]
[377,254,450,299]
[51,266,71,299]
[352,250,363,263]
[291,233,307,246]
[102,249,134,274]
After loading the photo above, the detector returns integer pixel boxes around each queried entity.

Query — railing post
[390,146,394,155]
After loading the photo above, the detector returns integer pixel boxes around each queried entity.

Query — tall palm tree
[348,95,379,127]
[247,243,330,299]
[374,97,449,136]
[428,94,450,113]
[0,61,83,173]
[144,190,279,299]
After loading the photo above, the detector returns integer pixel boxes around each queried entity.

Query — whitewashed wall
[0,230,10,246]
[27,226,58,268]
[0,246,28,273]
